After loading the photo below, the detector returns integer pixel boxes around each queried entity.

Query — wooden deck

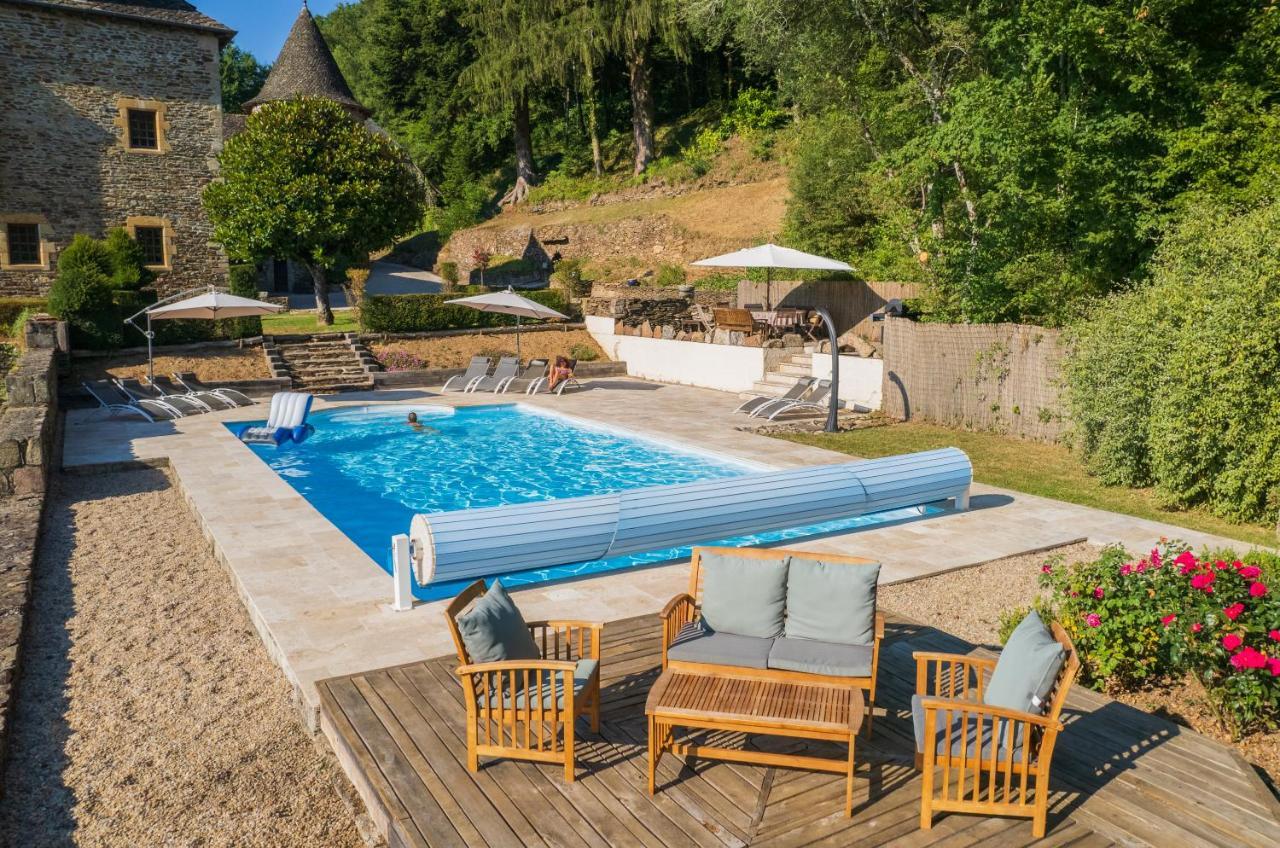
[318,614,1280,847]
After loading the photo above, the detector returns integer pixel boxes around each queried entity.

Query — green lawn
[777,423,1277,549]
[260,309,359,335]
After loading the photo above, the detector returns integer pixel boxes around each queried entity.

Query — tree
[603,0,685,174]
[47,235,120,349]
[219,43,270,113]
[203,98,425,324]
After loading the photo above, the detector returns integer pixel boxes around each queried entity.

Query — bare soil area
[76,347,270,383]
[883,541,1279,789]
[372,328,606,370]
[0,469,363,847]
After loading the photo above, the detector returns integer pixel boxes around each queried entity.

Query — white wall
[811,353,883,411]
[586,315,767,393]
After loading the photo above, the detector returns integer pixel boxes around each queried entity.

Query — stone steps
[743,351,815,398]
[265,332,380,393]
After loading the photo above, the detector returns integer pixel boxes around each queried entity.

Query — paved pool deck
[61,378,1258,726]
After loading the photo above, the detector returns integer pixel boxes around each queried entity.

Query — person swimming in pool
[407,411,436,434]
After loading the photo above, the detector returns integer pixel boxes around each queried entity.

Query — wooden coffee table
[645,668,863,816]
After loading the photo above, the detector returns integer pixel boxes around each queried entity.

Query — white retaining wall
[586,315,768,393]
[810,353,883,411]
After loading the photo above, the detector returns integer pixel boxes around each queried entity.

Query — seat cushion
[455,581,540,664]
[984,610,1065,714]
[784,556,881,645]
[767,636,873,678]
[486,659,598,710]
[699,550,789,638]
[911,694,1025,760]
[665,621,772,669]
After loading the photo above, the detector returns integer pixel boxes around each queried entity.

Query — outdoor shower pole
[815,307,839,432]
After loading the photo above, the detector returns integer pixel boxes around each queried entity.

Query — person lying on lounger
[547,356,575,392]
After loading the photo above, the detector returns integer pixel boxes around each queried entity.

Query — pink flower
[1120,564,1133,576]
[1269,630,1280,642]
[1175,551,1197,572]
[1093,587,1105,599]
[1085,613,1101,628]
[1041,563,1052,573]
[1190,573,1215,591]
[1249,582,1268,598]
[1215,559,1230,570]
[1150,549,1162,569]
[1223,633,1242,651]
[1268,658,1280,677]
[1223,603,1245,621]
[1160,614,1177,627]
[1191,623,1203,633]
[1136,561,1148,573]
[1230,647,1268,670]
[1238,565,1261,579]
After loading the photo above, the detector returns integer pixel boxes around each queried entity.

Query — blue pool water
[236,404,934,599]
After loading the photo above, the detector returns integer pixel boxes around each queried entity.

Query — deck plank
[317,611,1280,847]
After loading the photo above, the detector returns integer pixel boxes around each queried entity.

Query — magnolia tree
[203,97,425,324]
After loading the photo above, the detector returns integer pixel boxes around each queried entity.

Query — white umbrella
[446,287,568,357]
[692,243,853,310]
[125,286,284,382]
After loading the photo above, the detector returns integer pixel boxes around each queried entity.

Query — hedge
[359,290,575,333]
[0,297,48,330]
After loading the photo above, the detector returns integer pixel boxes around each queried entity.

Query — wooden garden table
[646,668,863,816]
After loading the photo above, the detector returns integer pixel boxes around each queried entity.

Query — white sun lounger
[152,375,235,410]
[442,356,492,392]
[467,356,519,393]
[735,377,814,416]
[114,377,205,416]
[499,358,548,394]
[756,379,833,420]
[173,372,256,407]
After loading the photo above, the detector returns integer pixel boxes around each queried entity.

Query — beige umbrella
[446,287,568,357]
[691,243,854,310]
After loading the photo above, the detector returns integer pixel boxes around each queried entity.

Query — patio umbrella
[125,286,284,382]
[446,286,568,357]
[691,243,853,310]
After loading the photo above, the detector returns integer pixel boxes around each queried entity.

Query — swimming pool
[236,403,935,599]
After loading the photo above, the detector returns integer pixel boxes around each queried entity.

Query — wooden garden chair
[913,617,1080,838]
[445,579,603,782]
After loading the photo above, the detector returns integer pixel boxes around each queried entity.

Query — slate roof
[243,4,369,118]
[1,0,233,37]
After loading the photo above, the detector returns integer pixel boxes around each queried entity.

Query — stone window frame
[124,216,175,271]
[114,98,171,154]
[0,214,54,271]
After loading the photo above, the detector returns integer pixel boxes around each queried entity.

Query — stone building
[0,0,233,297]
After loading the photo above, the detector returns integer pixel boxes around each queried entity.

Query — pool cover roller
[408,447,972,585]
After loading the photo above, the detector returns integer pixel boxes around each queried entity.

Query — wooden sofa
[660,545,885,733]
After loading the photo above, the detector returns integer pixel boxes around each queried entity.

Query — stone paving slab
[61,378,1260,726]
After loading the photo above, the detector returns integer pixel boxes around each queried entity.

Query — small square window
[134,226,165,265]
[127,109,158,150]
[6,223,41,266]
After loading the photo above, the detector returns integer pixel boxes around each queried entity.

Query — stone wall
[881,317,1067,441]
[0,317,59,780]
[585,284,735,325]
[0,5,229,297]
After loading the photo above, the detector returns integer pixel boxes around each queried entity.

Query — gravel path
[0,469,364,847]
[881,541,1102,647]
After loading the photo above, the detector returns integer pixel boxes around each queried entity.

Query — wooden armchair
[913,622,1079,838]
[445,580,603,782]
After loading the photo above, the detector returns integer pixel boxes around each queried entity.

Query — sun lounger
[443,356,492,392]
[466,356,519,393]
[234,391,314,445]
[150,375,235,411]
[735,377,814,415]
[113,378,200,417]
[83,380,178,422]
[757,379,833,420]
[499,358,548,394]
[173,372,255,407]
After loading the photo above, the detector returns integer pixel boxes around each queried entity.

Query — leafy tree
[102,227,153,291]
[219,43,270,113]
[203,98,426,324]
[602,0,685,174]
[47,235,120,348]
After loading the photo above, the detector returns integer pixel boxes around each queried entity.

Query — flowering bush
[1036,541,1280,738]
[376,348,426,372]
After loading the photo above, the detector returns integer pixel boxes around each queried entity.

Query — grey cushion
[984,610,1065,714]
[784,556,881,645]
[911,694,1024,760]
[455,581,540,664]
[767,636,873,678]
[486,659,598,710]
[699,551,789,638]
[666,621,772,669]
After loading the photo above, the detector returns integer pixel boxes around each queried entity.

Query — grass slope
[777,423,1277,549]
[261,310,359,335]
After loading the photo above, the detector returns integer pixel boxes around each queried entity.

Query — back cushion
[699,551,789,638]
[984,610,1066,714]
[456,581,540,664]
[784,557,881,645]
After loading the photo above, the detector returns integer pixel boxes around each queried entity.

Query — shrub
[103,227,153,291]
[359,291,572,333]
[0,297,47,331]
[47,236,119,349]
[654,264,686,287]
[439,261,459,288]
[345,264,371,308]
[569,342,598,362]
[682,127,724,177]
[1065,198,1280,525]
[551,258,591,298]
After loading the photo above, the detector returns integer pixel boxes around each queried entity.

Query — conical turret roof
[243,3,370,118]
